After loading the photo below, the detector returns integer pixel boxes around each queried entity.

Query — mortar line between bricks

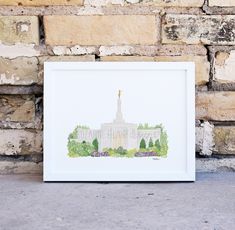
[0,155,43,163]
[0,7,206,16]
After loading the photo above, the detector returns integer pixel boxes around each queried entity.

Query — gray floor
[0,173,234,230]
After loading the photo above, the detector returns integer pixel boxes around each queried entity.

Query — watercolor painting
[67,90,168,158]
[44,62,195,181]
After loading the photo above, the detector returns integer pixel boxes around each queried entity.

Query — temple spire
[118,89,121,99]
[114,90,124,123]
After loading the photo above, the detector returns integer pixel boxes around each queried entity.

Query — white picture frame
[44,62,195,181]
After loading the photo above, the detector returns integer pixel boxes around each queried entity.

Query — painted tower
[100,90,138,151]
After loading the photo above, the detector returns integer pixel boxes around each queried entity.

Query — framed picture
[44,62,195,181]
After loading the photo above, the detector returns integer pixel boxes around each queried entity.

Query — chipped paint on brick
[99,45,134,56]
[0,129,42,155]
[0,57,39,85]
[0,16,39,45]
[196,122,214,156]
[0,42,40,59]
[52,45,97,56]
[215,51,230,66]
[214,50,235,83]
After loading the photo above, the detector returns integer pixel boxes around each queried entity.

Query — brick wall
[0,0,235,174]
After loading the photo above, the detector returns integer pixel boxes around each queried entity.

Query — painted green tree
[68,126,79,139]
[140,138,146,149]
[148,138,154,148]
[92,138,99,151]
[155,139,161,152]
[159,129,168,156]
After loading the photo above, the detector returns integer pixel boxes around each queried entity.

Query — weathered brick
[214,51,235,83]
[0,16,39,45]
[196,92,235,121]
[100,56,154,61]
[196,122,214,156]
[0,94,42,130]
[209,0,235,7]
[0,57,39,85]
[126,0,204,7]
[197,124,235,155]
[0,0,83,5]
[0,43,40,59]
[44,15,158,46]
[0,161,42,174]
[0,95,35,122]
[0,129,42,155]
[162,15,235,45]
[154,55,209,85]
[214,126,235,155]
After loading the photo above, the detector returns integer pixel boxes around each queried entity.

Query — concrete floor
[0,173,234,230]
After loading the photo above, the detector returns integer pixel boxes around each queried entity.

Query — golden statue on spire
[118,90,122,98]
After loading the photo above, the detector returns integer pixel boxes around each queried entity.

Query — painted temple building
[76,91,161,151]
